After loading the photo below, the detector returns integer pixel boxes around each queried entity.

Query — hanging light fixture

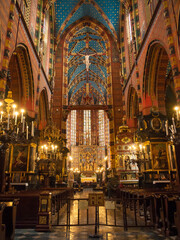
[0,90,34,140]
[165,105,180,144]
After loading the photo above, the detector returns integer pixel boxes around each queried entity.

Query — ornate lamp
[165,105,180,144]
[0,91,34,139]
[0,91,34,193]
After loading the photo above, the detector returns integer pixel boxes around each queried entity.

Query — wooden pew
[0,203,6,240]
[1,199,19,240]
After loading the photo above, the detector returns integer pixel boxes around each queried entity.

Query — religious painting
[151,118,162,131]
[5,145,12,172]
[151,143,169,170]
[118,155,123,168]
[29,143,37,172]
[11,145,29,172]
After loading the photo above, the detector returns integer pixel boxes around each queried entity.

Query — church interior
[0,0,180,239]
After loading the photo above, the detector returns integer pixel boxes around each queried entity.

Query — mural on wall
[12,145,28,172]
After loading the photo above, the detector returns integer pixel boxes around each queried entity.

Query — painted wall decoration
[55,0,120,38]
[63,22,111,106]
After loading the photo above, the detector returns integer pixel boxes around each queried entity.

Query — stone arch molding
[142,41,172,114]
[8,44,34,113]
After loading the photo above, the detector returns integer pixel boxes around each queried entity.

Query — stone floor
[15,227,176,240]
[15,189,176,240]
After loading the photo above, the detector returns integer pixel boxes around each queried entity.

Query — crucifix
[69,33,106,74]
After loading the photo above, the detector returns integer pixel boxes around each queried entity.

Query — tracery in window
[99,110,105,146]
[126,12,132,43]
[126,10,133,68]
[71,110,76,146]
[24,0,31,28]
[83,110,91,145]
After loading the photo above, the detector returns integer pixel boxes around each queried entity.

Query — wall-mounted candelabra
[36,141,63,188]
[165,105,180,144]
[0,91,34,193]
[126,143,151,173]
[0,91,34,141]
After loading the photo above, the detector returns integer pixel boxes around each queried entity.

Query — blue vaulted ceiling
[54,0,120,105]
[67,26,108,105]
[54,0,120,37]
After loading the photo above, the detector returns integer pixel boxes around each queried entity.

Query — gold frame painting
[151,142,169,170]
[10,144,30,172]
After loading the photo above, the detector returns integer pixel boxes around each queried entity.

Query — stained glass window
[83,110,91,145]
[99,110,105,146]
[71,110,76,145]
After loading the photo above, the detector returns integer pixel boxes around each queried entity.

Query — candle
[174,106,180,121]
[22,116,25,132]
[172,117,177,133]
[12,104,16,118]
[139,144,142,152]
[26,125,28,140]
[21,109,24,123]
[15,112,18,125]
[0,111,3,123]
[7,114,10,130]
[165,120,168,136]
[31,121,34,136]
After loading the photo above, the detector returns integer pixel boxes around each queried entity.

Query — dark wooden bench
[0,199,19,240]
[0,203,6,240]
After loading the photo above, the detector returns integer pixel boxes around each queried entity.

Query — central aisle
[15,188,170,239]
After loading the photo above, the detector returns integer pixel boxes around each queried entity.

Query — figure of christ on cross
[69,33,106,72]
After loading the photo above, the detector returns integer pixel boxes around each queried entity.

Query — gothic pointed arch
[38,88,49,130]
[8,44,34,115]
[127,85,139,127]
[143,41,172,115]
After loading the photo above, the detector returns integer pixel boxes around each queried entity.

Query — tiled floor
[15,227,175,240]
[14,189,176,240]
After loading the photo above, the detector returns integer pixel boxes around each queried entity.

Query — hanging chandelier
[0,91,34,142]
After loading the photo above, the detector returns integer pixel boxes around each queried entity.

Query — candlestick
[22,116,25,132]
[172,117,177,133]
[12,104,16,119]
[174,106,179,121]
[15,112,18,125]
[0,111,3,123]
[21,109,24,123]
[17,127,19,134]
[165,120,168,136]
[31,121,34,136]
[26,125,28,140]
[7,114,10,130]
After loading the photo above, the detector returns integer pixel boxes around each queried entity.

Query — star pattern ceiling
[66,26,108,105]
[55,0,120,38]
[54,0,119,106]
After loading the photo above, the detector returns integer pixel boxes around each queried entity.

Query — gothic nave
[0,0,180,239]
